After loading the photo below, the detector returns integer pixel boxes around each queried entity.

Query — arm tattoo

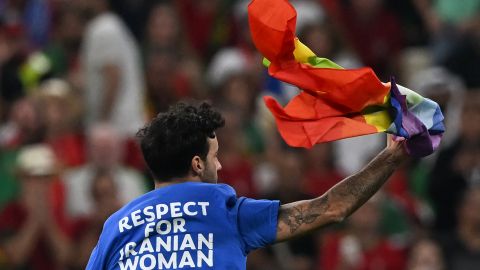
[278,194,329,234]
[276,148,405,242]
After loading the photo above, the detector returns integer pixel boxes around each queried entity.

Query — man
[86,101,409,269]
[80,0,145,137]
[63,123,146,218]
[0,144,71,269]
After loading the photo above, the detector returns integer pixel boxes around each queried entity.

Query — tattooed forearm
[276,147,407,242]
[279,206,303,234]
[278,194,329,235]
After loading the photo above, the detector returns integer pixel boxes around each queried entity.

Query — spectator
[63,123,146,218]
[0,144,71,270]
[80,0,145,137]
[69,171,121,269]
[0,97,45,149]
[0,97,45,208]
[144,50,203,116]
[143,3,205,115]
[35,79,85,168]
[429,92,480,232]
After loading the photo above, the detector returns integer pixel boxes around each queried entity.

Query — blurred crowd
[1,0,480,269]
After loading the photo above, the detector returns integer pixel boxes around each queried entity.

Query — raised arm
[275,136,408,242]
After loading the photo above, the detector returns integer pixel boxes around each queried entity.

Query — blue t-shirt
[86,182,280,269]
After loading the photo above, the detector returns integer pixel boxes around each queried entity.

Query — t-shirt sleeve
[237,197,280,253]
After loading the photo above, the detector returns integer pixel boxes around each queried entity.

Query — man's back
[86,182,279,269]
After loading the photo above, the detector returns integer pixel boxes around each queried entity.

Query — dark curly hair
[137,101,225,181]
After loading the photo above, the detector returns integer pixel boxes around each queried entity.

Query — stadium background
[0,0,479,269]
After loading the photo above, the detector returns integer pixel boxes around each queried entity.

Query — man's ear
[191,156,204,176]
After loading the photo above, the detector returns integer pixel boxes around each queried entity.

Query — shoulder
[196,182,237,198]
[211,183,237,196]
[169,182,236,194]
[172,182,239,208]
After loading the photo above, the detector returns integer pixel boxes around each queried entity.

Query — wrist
[384,144,409,162]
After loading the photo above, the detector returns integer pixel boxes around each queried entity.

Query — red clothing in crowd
[48,133,86,168]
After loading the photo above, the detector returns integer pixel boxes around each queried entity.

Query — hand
[22,180,54,226]
[386,134,408,159]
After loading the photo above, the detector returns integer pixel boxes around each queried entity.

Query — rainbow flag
[248,0,444,157]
